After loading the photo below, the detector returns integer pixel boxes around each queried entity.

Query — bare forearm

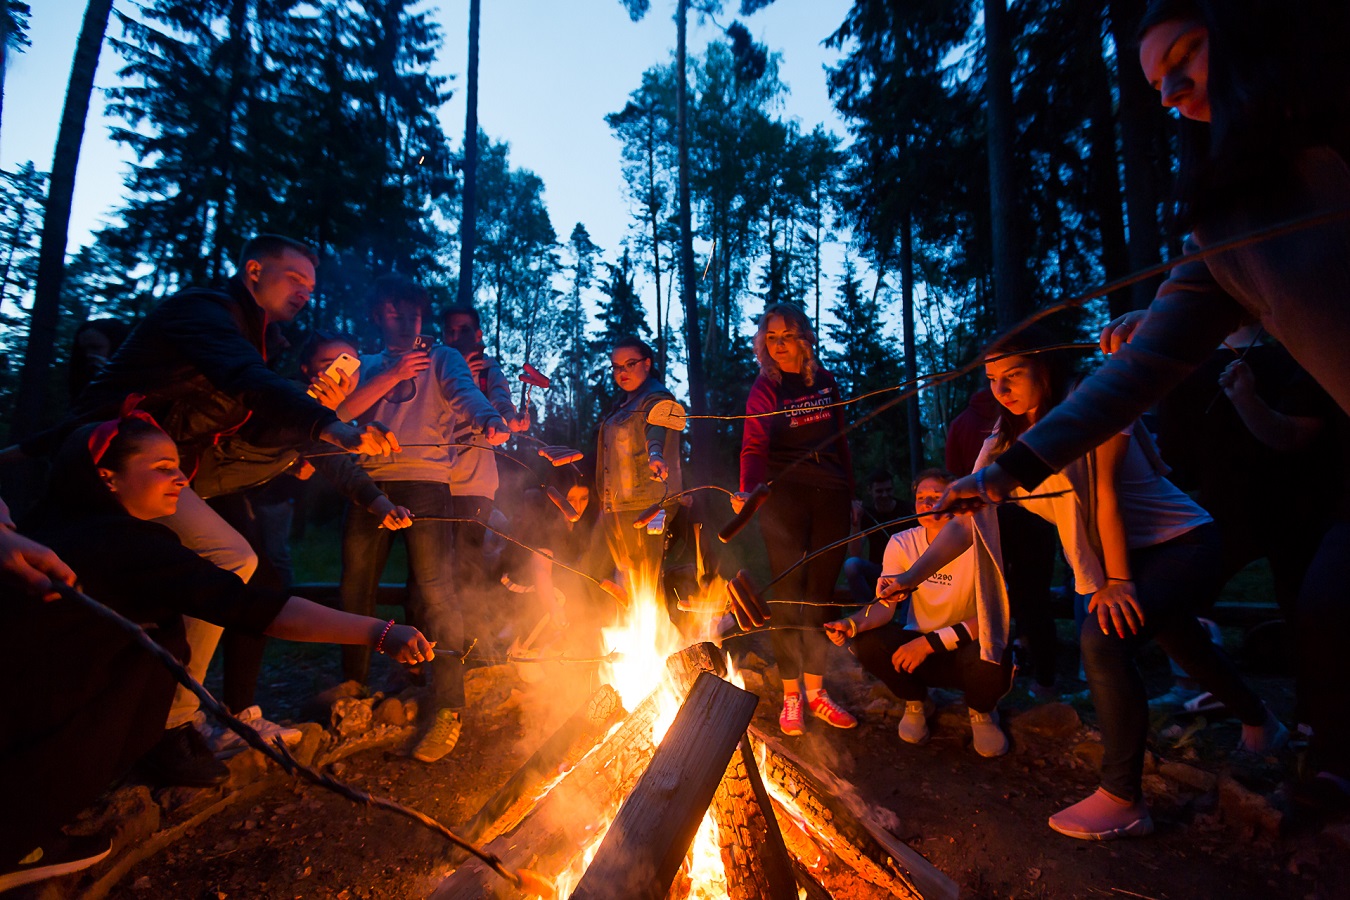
[1229,394,1322,452]
[904,518,972,584]
[338,371,402,420]
[264,596,385,645]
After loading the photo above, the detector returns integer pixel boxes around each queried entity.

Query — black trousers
[1297,519,1350,779]
[853,622,1013,713]
[1,644,175,867]
[759,482,851,681]
[998,504,1059,686]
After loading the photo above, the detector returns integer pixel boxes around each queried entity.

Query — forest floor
[73,623,1347,900]
[20,522,1350,900]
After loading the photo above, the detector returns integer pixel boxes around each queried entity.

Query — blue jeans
[1081,523,1265,800]
[339,481,464,710]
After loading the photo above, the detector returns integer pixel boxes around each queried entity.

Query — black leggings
[853,623,1013,713]
[1080,523,1266,801]
[1297,519,1350,779]
[759,482,851,681]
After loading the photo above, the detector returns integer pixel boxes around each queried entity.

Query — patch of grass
[290,516,408,585]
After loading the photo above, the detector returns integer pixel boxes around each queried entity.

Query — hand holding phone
[307,353,361,405]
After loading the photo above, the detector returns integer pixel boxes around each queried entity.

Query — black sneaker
[139,723,230,787]
[0,833,111,892]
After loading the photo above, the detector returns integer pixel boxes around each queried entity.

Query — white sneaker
[898,698,934,745]
[969,708,1009,757]
[208,706,303,757]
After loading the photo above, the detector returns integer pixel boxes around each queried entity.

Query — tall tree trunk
[208,0,252,281]
[676,0,709,477]
[982,0,1020,329]
[1107,0,1165,310]
[646,117,665,372]
[900,212,921,478]
[455,0,481,307]
[15,0,114,437]
[1088,30,1132,319]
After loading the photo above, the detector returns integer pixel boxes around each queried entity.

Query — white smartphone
[307,353,361,397]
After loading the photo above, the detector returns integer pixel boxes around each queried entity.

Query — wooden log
[570,672,759,900]
[710,736,799,900]
[750,727,958,900]
[448,684,625,863]
[433,644,720,899]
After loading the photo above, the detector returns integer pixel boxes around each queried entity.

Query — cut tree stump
[448,683,625,863]
[711,735,799,900]
[570,671,759,900]
[432,644,720,899]
[750,727,957,900]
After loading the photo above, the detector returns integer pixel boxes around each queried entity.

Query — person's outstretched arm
[264,596,433,664]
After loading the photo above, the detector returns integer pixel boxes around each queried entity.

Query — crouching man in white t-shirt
[825,468,1013,757]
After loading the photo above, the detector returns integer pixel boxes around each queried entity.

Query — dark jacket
[24,276,339,475]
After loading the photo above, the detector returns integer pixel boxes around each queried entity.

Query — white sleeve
[880,530,916,577]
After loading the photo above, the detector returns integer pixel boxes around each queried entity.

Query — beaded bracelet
[374,618,397,654]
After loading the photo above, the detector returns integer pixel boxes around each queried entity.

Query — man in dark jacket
[10,234,400,786]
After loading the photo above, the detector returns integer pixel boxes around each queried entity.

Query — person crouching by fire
[596,337,684,608]
[825,468,1012,757]
[734,303,857,736]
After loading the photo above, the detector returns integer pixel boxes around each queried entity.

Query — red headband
[87,394,167,466]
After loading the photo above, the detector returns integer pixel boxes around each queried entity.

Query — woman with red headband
[0,405,433,893]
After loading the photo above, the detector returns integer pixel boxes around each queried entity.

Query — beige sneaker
[411,709,462,763]
[898,698,935,745]
[969,708,1009,757]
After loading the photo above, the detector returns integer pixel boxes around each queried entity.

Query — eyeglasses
[610,357,649,374]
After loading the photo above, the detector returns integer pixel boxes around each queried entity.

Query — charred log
[570,672,759,900]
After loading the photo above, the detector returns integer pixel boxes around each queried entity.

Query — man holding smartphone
[5,234,402,788]
[337,277,508,764]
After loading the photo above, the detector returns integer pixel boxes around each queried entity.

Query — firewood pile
[433,643,958,900]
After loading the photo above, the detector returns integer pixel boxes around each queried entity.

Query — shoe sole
[898,730,930,745]
[1048,815,1155,840]
[0,847,111,892]
[779,722,805,736]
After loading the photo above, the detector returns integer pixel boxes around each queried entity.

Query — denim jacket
[597,378,684,513]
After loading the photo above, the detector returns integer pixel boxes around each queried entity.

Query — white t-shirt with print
[881,526,978,632]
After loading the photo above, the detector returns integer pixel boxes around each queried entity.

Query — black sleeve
[306,447,386,510]
[59,520,289,634]
[159,293,339,444]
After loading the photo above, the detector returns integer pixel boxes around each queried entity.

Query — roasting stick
[50,583,554,897]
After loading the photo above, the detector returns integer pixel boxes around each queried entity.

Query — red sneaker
[779,693,805,736]
[808,691,857,729]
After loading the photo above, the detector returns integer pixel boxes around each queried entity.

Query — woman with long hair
[892,328,1282,839]
[595,336,683,601]
[942,0,1350,815]
[735,303,857,735]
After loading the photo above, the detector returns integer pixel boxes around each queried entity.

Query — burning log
[433,645,721,899]
[448,684,625,863]
[750,729,958,900]
[570,672,760,900]
[710,736,799,900]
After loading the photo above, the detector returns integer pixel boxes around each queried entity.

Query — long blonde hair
[753,303,819,387]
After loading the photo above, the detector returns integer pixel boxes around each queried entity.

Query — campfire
[432,572,957,900]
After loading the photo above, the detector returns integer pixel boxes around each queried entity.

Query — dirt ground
[83,621,1349,900]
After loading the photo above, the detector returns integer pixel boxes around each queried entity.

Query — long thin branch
[52,583,549,897]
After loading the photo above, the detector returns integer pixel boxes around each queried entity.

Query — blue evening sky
[3,0,857,291]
